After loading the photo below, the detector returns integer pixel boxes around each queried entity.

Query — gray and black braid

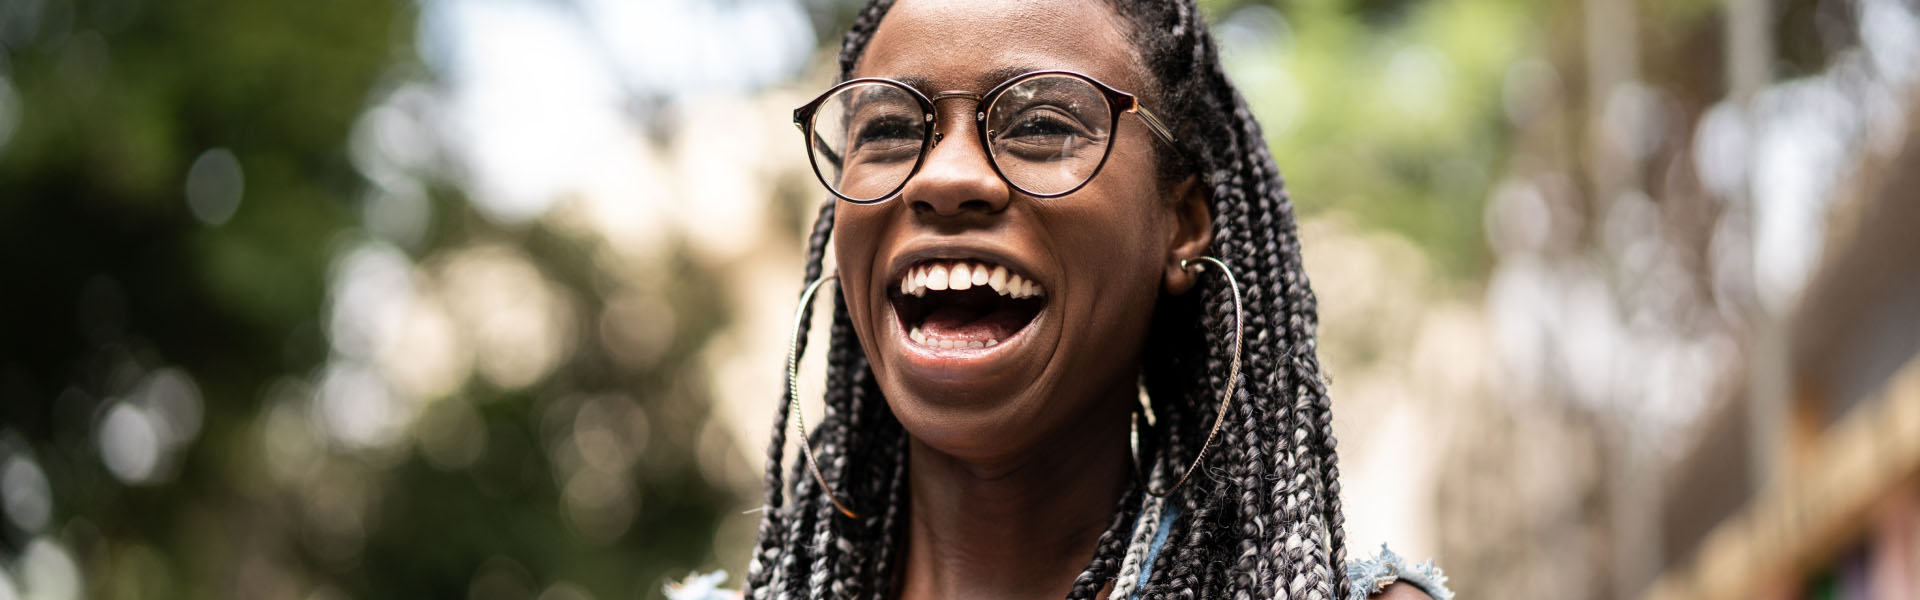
[747,1,1347,598]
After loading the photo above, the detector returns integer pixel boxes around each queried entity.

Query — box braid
[746,0,1348,598]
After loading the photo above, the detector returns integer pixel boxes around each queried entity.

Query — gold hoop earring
[785,273,859,518]
[1137,255,1245,498]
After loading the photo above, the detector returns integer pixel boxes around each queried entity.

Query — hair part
[749,1,1348,598]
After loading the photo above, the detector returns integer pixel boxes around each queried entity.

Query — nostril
[910,198,997,215]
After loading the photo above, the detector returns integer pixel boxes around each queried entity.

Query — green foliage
[0,0,745,597]
[0,0,388,385]
[1212,0,1540,279]
[0,0,394,597]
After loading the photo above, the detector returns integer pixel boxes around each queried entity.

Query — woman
[715,0,1453,598]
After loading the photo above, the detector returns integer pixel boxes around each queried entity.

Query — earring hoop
[1140,256,1245,498]
[785,273,859,518]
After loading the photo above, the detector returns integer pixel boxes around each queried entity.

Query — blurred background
[1,0,1917,598]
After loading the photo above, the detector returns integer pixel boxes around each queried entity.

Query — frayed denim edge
[1345,544,1454,600]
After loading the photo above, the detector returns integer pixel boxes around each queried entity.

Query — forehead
[853,0,1144,95]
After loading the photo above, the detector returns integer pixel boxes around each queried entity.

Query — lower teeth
[909,326,998,349]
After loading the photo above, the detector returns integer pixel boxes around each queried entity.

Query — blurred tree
[0,0,750,597]
[0,0,388,416]
[0,0,409,595]
[1206,0,1540,280]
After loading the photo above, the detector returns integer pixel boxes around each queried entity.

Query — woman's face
[833,0,1210,463]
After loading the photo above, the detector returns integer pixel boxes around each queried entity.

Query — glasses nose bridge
[926,90,986,148]
[929,90,984,104]
[905,89,1008,210]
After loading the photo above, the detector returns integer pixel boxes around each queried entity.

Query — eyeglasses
[793,70,1177,203]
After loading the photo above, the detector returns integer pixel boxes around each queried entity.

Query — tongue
[920,303,1028,342]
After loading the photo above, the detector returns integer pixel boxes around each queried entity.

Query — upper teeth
[900,260,1043,299]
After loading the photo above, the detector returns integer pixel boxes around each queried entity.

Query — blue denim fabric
[1345,544,1453,600]
[1127,505,1452,600]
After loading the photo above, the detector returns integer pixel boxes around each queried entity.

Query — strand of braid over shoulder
[732,1,1451,599]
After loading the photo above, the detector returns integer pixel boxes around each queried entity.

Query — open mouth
[890,259,1047,351]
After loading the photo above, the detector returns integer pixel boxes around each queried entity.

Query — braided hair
[746,1,1347,597]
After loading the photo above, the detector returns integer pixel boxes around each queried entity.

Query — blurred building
[1429,0,1920,598]
[1645,94,1920,600]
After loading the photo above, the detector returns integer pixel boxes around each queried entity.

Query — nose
[902,104,1009,217]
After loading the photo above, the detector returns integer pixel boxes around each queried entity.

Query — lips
[888,257,1047,352]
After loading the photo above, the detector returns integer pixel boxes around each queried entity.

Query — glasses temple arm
[1131,106,1177,146]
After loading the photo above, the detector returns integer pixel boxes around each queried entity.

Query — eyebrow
[893,64,1043,97]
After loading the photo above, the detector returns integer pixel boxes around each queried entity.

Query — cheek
[1051,180,1171,316]
[831,207,886,334]
[1059,161,1169,278]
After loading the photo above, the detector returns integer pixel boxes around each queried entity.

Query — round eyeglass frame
[792,69,1178,204]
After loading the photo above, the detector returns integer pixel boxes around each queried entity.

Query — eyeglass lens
[809,82,928,202]
[808,74,1115,201]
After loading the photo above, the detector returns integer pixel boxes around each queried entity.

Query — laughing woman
[706,1,1455,598]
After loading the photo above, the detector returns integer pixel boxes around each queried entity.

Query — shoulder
[1345,544,1453,600]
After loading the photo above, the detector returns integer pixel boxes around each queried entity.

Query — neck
[895,406,1131,600]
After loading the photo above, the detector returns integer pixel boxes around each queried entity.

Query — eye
[993,106,1099,160]
[1004,112,1081,139]
[854,117,916,145]
[848,115,921,162]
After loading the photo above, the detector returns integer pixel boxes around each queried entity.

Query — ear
[1161,176,1213,296]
